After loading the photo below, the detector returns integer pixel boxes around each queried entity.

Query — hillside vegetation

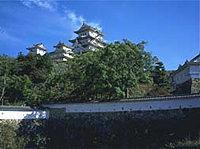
[0,40,170,106]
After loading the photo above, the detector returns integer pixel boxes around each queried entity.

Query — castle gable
[190,54,200,62]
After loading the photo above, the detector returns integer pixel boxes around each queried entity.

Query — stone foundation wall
[191,78,200,93]
[174,79,191,94]
[47,108,200,148]
[49,108,66,120]
[2,106,200,148]
[175,78,200,94]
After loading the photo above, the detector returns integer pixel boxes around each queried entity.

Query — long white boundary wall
[1,94,200,117]
[44,96,200,113]
[0,110,49,119]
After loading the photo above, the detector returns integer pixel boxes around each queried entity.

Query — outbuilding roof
[26,43,47,51]
[53,41,73,49]
[172,53,200,75]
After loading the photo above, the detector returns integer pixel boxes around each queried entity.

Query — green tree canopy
[0,40,171,106]
[64,40,156,100]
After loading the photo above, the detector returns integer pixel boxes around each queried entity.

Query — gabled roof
[190,54,200,62]
[69,39,77,43]
[53,41,73,49]
[69,35,106,45]
[26,43,47,51]
[172,53,200,75]
[69,35,96,43]
[74,21,104,36]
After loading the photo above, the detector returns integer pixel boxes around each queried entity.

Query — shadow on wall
[47,108,200,148]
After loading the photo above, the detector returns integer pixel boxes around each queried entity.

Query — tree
[63,40,155,100]
[0,55,17,105]
[0,53,53,106]
[151,61,169,87]
[17,53,53,84]
[0,39,170,105]
[44,62,74,101]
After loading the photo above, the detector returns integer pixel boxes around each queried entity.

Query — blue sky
[0,0,199,70]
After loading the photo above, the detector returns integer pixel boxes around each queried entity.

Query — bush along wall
[0,119,47,149]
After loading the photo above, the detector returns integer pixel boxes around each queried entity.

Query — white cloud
[65,10,102,31]
[67,11,85,30]
[20,1,102,38]
[0,27,5,34]
[21,0,57,12]
[0,28,21,43]
[59,9,102,38]
[87,22,102,31]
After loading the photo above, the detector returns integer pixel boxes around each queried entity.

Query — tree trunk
[0,75,6,106]
[125,88,129,99]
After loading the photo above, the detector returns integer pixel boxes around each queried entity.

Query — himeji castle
[26,43,47,56]
[26,22,106,61]
[49,41,73,62]
[69,21,106,53]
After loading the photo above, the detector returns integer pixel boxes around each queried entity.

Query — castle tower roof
[53,41,73,49]
[74,21,104,36]
[26,43,47,51]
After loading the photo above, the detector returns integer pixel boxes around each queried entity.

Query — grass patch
[165,138,200,148]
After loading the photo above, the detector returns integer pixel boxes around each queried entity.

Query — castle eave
[26,46,47,51]
[53,42,73,49]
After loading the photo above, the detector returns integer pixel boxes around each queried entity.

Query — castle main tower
[69,22,106,53]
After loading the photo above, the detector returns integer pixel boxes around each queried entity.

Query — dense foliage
[0,40,170,106]
[0,120,47,148]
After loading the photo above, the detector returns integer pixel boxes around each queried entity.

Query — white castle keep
[26,22,106,61]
